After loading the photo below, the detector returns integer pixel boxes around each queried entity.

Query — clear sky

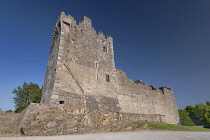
[0,0,210,111]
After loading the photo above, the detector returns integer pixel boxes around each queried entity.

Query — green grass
[134,122,210,131]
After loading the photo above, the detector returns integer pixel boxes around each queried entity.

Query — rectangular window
[103,46,108,53]
[95,62,99,68]
[106,75,110,82]
[96,74,99,80]
[59,101,65,104]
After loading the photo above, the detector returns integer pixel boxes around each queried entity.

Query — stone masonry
[0,12,179,136]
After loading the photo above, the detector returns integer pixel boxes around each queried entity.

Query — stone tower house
[41,12,179,124]
[41,12,120,113]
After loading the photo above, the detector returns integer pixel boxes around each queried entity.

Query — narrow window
[59,101,64,104]
[106,75,110,82]
[96,74,99,80]
[95,61,99,68]
[103,46,108,53]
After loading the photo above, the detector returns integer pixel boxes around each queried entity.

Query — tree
[202,105,210,128]
[178,110,195,126]
[13,82,42,113]
[185,103,210,128]
[186,105,204,125]
[206,101,210,106]
[5,109,13,113]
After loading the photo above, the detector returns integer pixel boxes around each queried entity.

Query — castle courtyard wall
[116,69,179,124]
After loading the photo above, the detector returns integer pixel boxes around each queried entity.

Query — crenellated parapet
[115,68,179,124]
[79,16,92,27]
[117,69,173,94]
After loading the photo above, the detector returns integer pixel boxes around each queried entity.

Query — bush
[178,110,195,126]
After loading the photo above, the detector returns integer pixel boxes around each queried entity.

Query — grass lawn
[134,122,210,131]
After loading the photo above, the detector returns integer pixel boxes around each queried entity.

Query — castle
[0,12,179,136]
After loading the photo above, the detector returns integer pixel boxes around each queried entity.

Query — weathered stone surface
[0,111,20,136]
[14,103,153,136]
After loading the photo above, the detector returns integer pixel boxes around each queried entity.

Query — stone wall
[17,103,162,136]
[0,110,20,136]
[116,69,179,124]
[0,104,165,136]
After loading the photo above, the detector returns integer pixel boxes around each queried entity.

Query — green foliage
[5,109,13,113]
[185,102,210,128]
[186,105,204,125]
[13,82,42,113]
[134,122,210,131]
[178,110,195,126]
[202,105,210,128]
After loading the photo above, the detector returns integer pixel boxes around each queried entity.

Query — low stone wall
[0,111,20,136]
[0,103,167,136]
[17,103,162,136]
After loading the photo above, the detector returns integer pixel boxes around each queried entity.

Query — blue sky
[0,0,210,111]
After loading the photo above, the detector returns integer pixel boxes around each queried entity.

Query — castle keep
[0,12,179,136]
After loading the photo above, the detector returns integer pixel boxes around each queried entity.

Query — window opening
[96,74,99,80]
[103,46,108,53]
[59,101,65,104]
[106,75,110,82]
[95,62,99,68]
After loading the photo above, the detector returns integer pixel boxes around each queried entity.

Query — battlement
[56,12,113,41]
[81,16,92,26]
[117,69,172,92]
